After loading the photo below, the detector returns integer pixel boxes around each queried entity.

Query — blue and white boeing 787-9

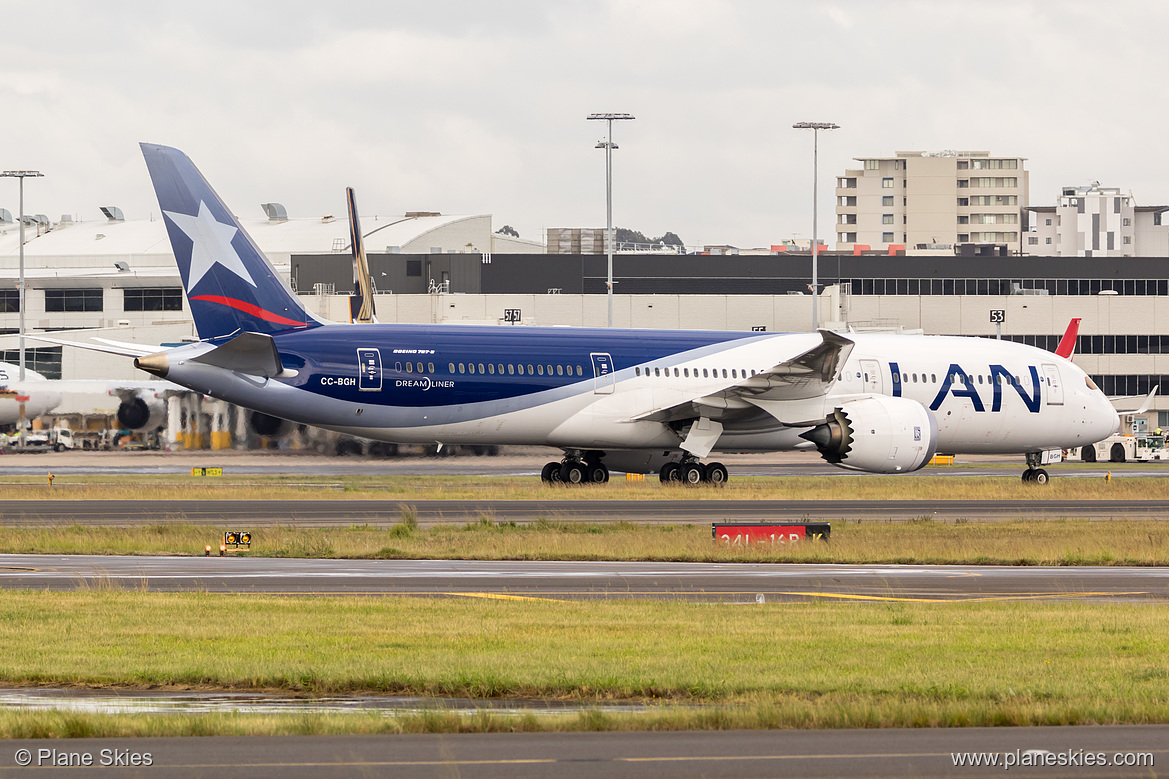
[49,144,1120,484]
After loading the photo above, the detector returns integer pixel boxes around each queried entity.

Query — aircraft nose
[1100,397,1120,438]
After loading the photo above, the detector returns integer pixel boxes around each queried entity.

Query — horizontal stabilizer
[190,332,292,379]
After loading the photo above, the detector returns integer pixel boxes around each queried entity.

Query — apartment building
[1023,183,1169,257]
[835,150,1029,255]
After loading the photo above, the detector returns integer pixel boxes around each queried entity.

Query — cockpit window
[1085,376,1099,390]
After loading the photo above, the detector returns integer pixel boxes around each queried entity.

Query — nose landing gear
[1022,468,1049,484]
[1022,451,1051,485]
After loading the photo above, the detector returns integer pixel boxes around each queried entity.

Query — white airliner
[0,361,178,432]
[45,144,1121,484]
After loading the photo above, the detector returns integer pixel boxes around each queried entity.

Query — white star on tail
[163,201,256,289]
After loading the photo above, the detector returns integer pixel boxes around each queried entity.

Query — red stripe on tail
[190,295,307,327]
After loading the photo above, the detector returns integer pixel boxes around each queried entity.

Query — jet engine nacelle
[800,395,939,474]
[248,411,293,439]
[116,392,166,431]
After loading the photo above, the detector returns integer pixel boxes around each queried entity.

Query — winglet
[1054,318,1081,359]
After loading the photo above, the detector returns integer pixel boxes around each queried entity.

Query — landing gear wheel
[680,462,705,485]
[705,462,729,485]
[541,462,561,483]
[1022,469,1034,483]
[586,463,609,484]
[559,462,586,484]
[1081,445,1097,463]
[1033,468,1049,485]
[660,462,680,483]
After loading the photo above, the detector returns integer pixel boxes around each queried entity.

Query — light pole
[587,112,634,327]
[1,171,42,381]
[792,122,838,331]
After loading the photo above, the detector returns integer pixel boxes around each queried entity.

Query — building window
[45,289,103,312]
[882,196,894,206]
[0,346,62,379]
[406,260,422,277]
[882,232,894,243]
[123,287,183,311]
[1046,237,1053,244]
[882,214,894,225]
[1028,236,1039,245]
[0,290,17,313]
[957,198,969,207]
[1124,236,1132,244]
[865,159,879,170]
[1123,217,1131,226]
[881,178,894,189]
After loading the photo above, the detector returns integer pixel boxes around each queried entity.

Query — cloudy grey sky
[0,1,1163,249]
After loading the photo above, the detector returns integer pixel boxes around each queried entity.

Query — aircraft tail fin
[139,143,321,340]
[1055,317,1081,359]
[347,187,377,324]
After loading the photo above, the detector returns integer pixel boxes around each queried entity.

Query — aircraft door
[1042,363,1063,405]
[357,348,382,391]
[590,353,615,394]
[860,359,883,394]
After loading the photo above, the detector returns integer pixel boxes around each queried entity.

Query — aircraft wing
[28,334,158,358]
[1112,385,1159,415]
[632,330,853,424]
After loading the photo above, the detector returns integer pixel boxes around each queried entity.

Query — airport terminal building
[4,210,1169,444]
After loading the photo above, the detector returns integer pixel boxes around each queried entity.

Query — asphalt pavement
[2,727,1165,778]
[2,555,1167,601]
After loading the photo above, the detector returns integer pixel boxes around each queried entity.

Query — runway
[2,554,1167,601]
[2,728,1164,778]
[1,498,1167,526]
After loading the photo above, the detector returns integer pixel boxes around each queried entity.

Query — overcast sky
[0,1,1163,249]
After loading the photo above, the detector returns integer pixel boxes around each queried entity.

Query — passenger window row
[447,362,584,377]
[634,366,758,379]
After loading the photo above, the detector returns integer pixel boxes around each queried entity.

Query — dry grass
[2,518,1169,566]
[0,472,1167,502]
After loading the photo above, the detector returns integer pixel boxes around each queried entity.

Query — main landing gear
[660,458,729,486]
[540,452,609,485]
[1022,451,1050,485]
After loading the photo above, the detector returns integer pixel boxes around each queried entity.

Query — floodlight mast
[587,113,635,327]
[0,171,43,383]
[792,122,838,331]
[1,170,44,450]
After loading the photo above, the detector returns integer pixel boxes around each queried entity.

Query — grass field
[2,518,1169,566]
[0,471,1167,502]
[0,592,1166,736]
